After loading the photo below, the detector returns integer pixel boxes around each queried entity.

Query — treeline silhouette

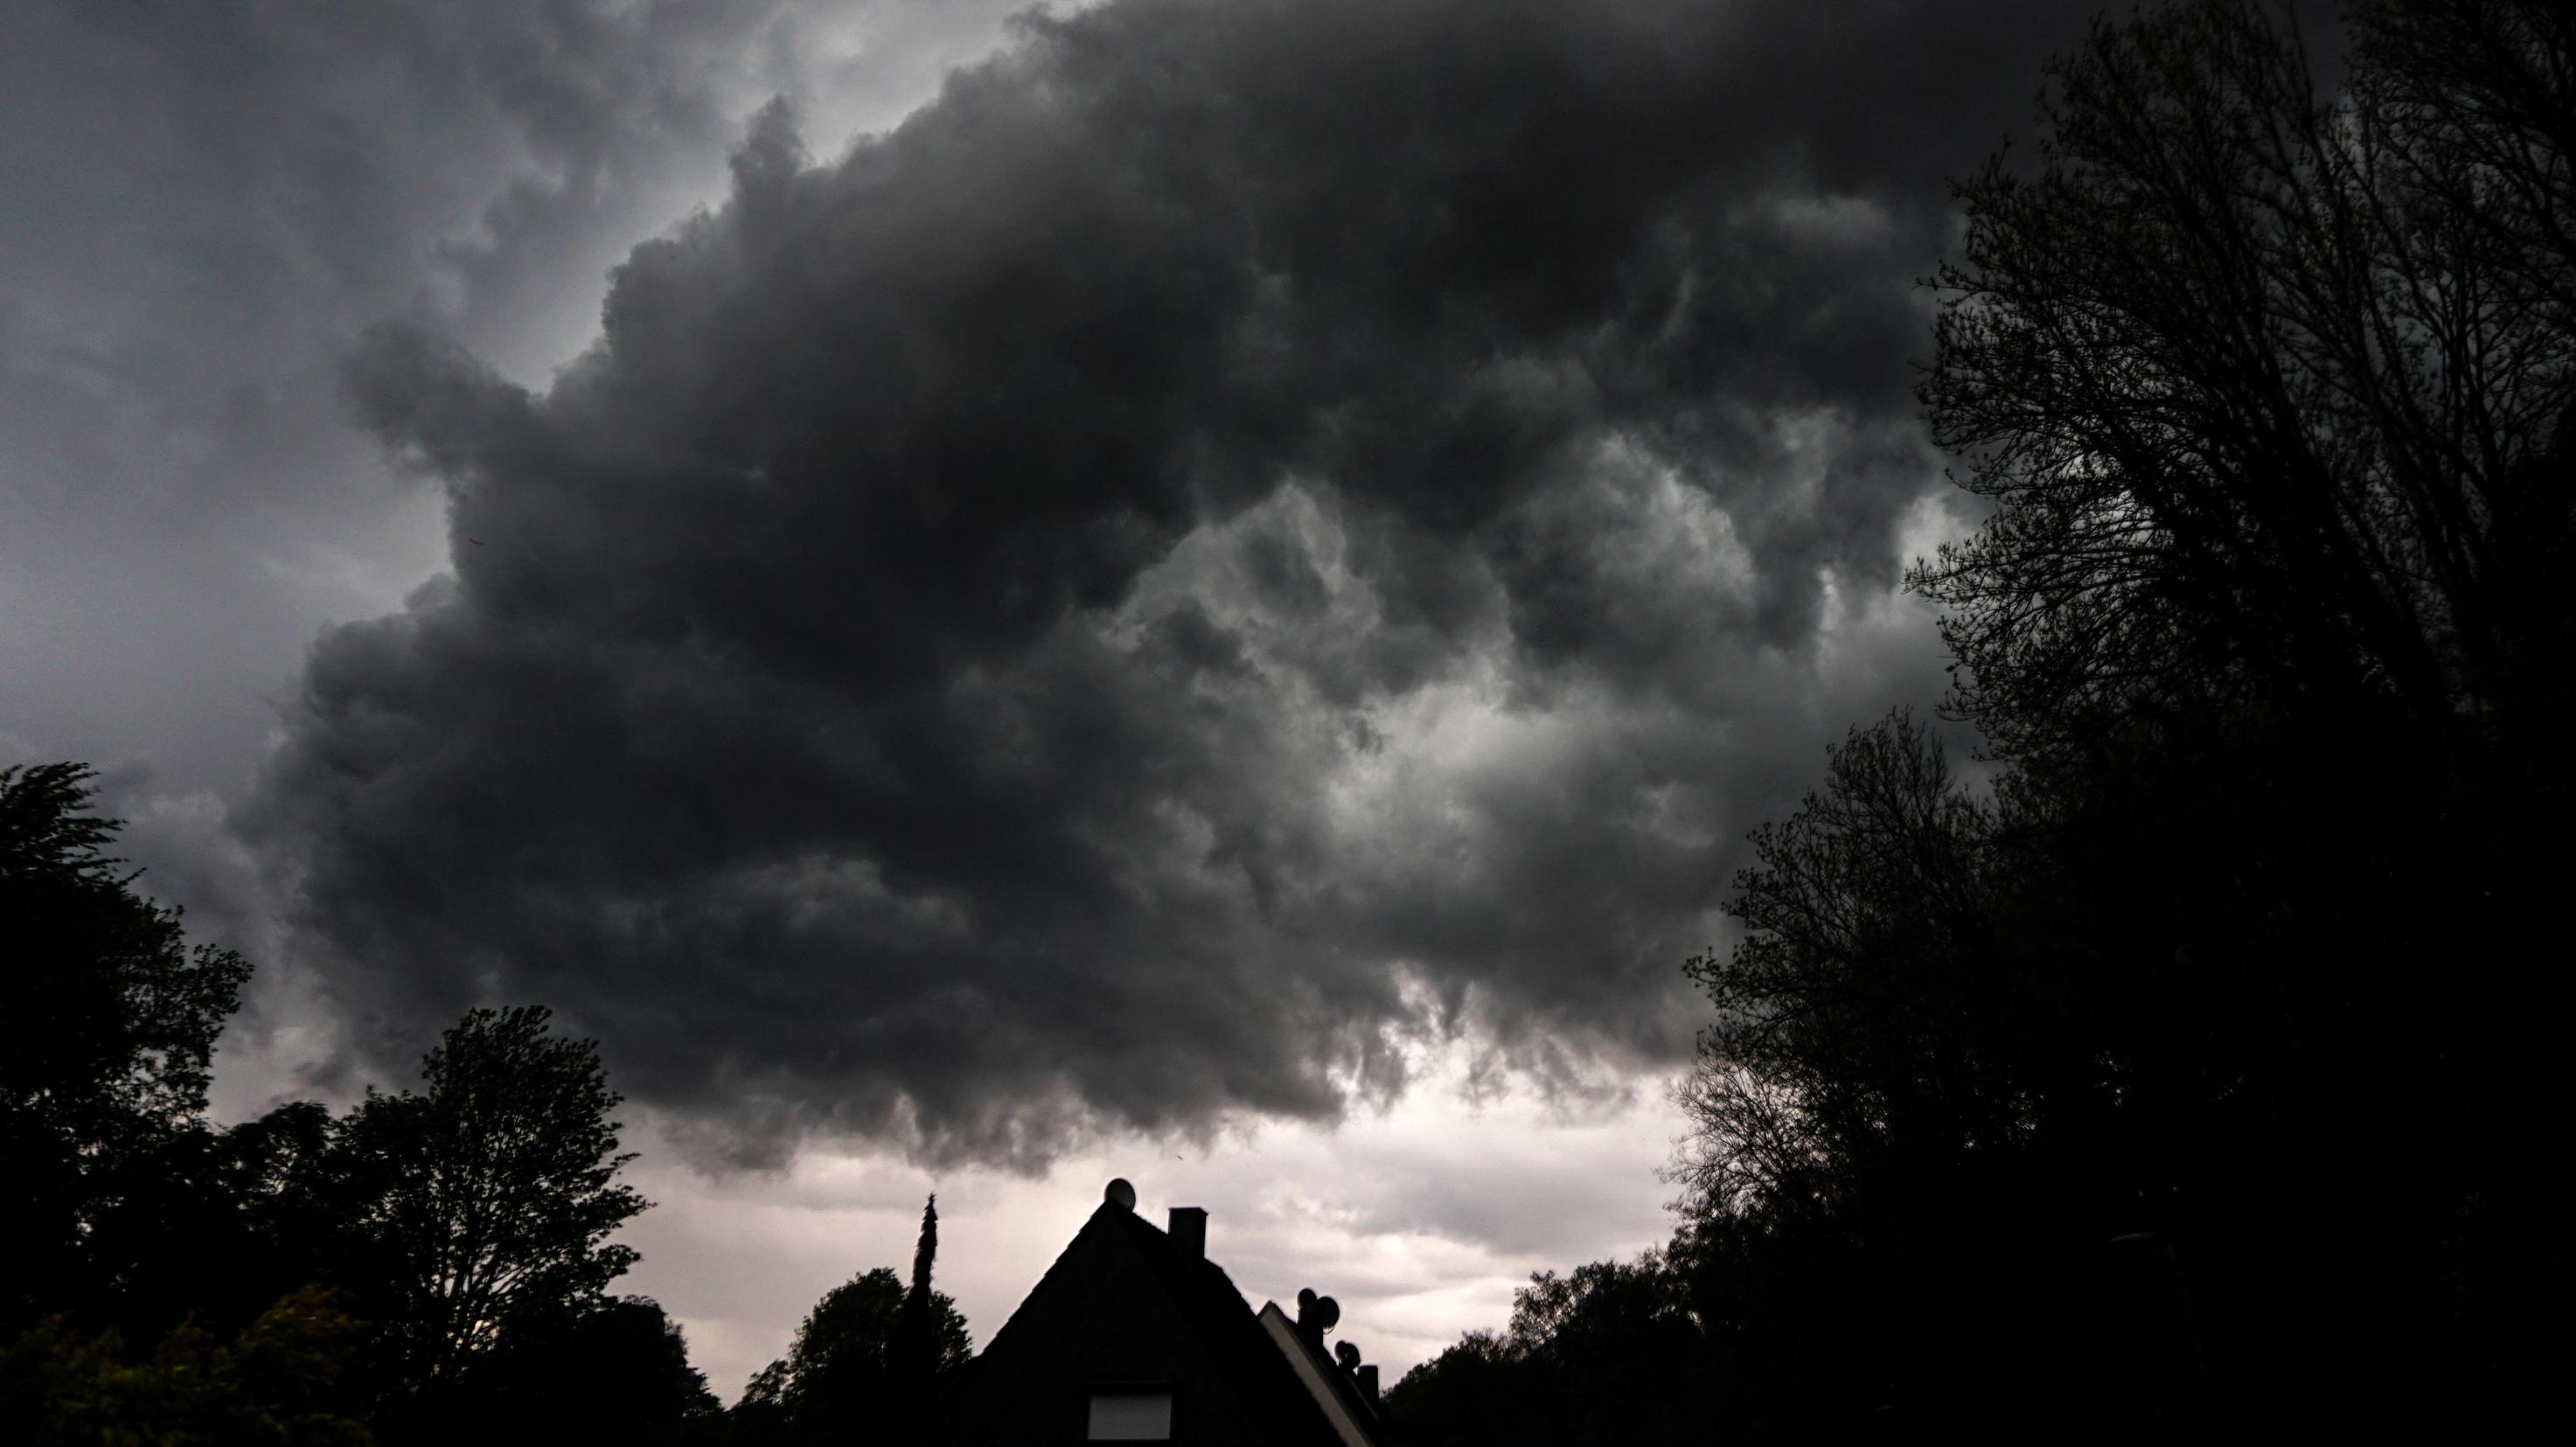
[0,761,969,1444]
[1392,1,2573,1442]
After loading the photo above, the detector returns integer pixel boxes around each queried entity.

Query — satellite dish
[1312,1294,1340,1333]
[1104,1178,1137,1211]
[1334,1341,1361,1371]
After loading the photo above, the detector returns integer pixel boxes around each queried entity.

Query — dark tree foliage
[1,762,252,1329]
[207,1103,359,1322]
[0,1285,373,1447]
[888,1194,947,1443]
[1387,1250,1708,1447]
[1919,0,2576,769]
[75,1101,353,1346]
[730,1260,971,1447]
[1660,2,2576,1440]
[1677,714,2252,1437]
[403,1295,721,1446]
[2,770,722,1439]
[335,1005,648,1390]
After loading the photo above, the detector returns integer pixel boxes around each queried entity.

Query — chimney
[1167,1206,1207,1260]
[1358,1365,1380,1409]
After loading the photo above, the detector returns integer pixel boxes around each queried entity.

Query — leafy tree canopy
[2,762,252,1329]
[406,1295,720,1446]
[1389,1250,1705,1447]
[0,1286,373,1447]
[1,760,248,1145]
[334,1005,646,1388]
[732,1264,970,1446]
[1660,3,2576,1437]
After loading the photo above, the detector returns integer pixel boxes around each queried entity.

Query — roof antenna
[1296,1288,1340,1341]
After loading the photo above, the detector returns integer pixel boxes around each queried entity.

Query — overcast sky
[3,0,2097,1398]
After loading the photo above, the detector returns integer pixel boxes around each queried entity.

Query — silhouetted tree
[76,1100,359,1346]
[0,1285,372,1446]
[1674,713,2001,1228]
[1388,1249,1705,1447]
[207,1103,359,1325]
[0,768,729,1438]
[1656,2,2576,1440]
[1385,1332,1527,1445]
[1918,0,2574,1417]
[334,1006,646,1394]
[0,762,251,1331]
[1675,710,2215,1436]
[1921,0,2576,768]
[731,1254,970,1446]
[888,1194,944,1443]
[417,1295,720,1445]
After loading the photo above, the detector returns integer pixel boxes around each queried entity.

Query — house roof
[942,1191,1353,1444]
[1256,1300,1383,1447]
[1097,1206,1348,1438]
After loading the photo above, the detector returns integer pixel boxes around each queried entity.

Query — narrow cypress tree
[889,1195,939,1442]
[908,1196,938,1309]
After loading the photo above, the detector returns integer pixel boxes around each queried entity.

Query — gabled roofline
[953,1197,1343,1444]
[1257,1301,1382,1447]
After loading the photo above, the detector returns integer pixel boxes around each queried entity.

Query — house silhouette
[939,1179,1388,1444]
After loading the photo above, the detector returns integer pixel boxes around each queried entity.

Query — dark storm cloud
[0,0,773,846]
[253,0,2092,1165]
[0,0,1020,813]
[0,0,841,982]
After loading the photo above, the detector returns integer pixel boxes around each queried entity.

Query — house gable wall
[943,1205,1325,1445]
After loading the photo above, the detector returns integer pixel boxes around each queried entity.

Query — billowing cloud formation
[253,0,2088,1166]
[0,0,1024,817]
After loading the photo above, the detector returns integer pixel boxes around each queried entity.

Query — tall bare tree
[1919,0,2576,765]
